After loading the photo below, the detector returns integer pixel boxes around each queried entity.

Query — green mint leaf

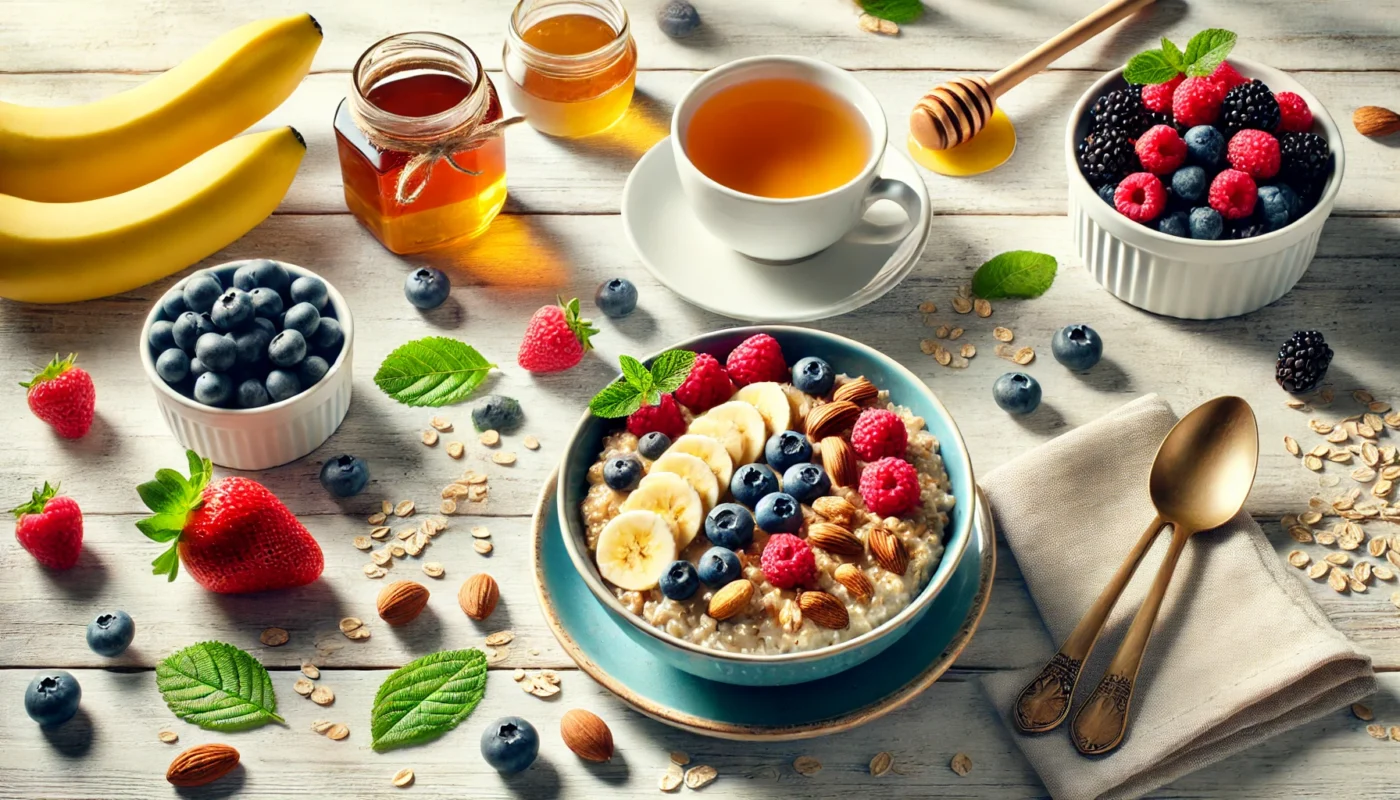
[1160,37,1185,72]
[1123,50,1180,85]
[152,544,181,581]
[156,641,283,730]
[588,380,643,419]
[971,251,1059,299]
[858,0,923,24]
[649,350,697,394]
[618,355,652,395]
[1183,28,1236,77]
[374,337,497,408]
[371,649,488,751]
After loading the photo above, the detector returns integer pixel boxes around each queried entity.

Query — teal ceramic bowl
[557,326,976,686]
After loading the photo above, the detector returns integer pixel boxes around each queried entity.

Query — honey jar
[502,0,638,138]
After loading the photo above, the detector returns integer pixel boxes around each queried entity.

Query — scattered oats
[1328,449,1353,464]
[301,662,320,680]
[493,451,517,466]
[949,327,965,340]
[934,324,950,339]
[670,751,691,766]
[1310,419,1334,434]
[353,536,373,551]
[363,565,387,579]
[430,416,453,432]
[346,626,372,640]
[447,441,465,459]
[327,723,349,741]
[1352,703,1374,721]
[918,301,936,313]
[1365,412,1386,431]
[660,764,684,792]
[396,526,417,540]
[958,283,971,298]
[1348,575,1368,593]
[479,430,500,446]
[1353,467,1377,483]
[1392,726,1400,742]
[1353,390,1374,404]
[372,548,394,567]
[950,752,973,776]
[530,648,541,656]
[1329,568,1349,593]
[312,720,334,734]
[474,540,494,555]
[393,767,415,788]
[371,526,392,540]
[293,678,315,696]
[1386,412,1400,429]
[1325,553,1351,566]
[1287,550,1310,568]
[421,429,439,447]
[1307,561,1330,580]
[472,526,492,539]
[1316,531,1337,546]
[441,499,458,515]
[684,765,718,789]
[486,647,509,664]
[1310,444,1330,458]
[869,752,893,777]
[339,617,364,634]
[1304,455,1323,472]
[158,730,179,744]
[403,538,424,557]
[1280,514,1299,529]
[260,627,289,647]
[368,512,388,526]
[311,686,335,706]
[993,326,1014,342]
[1374,479,1394,498]
[1384,466,1400,481]
[1327,427,1351,444]
[1301,510,1323,526]
[512,668,526,682]
[1286,399,1307,410]
[1355,562,1373,584]
[394,500,415,517]
[974,298,992,317]
[934,348,952,367]
[422,562,444,578]
[1359,423,1379,440]
[524,435,540,450]
[1319,388,1335,404]
[1014,347,1035,365]
[1366,723,1387,739]
[1391,590,1400,609]
[1284,436,1301,456]
[381,500,394,515]
[951,296,973,314]
[919,339,937,355]
[960,343,977,358]
[857,12,899,35]
[1374,564,1395,581]
[792,756,822,776]
[389,543,407,558]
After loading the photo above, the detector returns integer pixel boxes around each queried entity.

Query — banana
[734,381,792,436]
[0,127,305,304]
[0,14,321,202]
[621,472,703,550]
[690,401,767,466]
[669,434,735,489]
[595,510,677,591]
[649,451,721,511]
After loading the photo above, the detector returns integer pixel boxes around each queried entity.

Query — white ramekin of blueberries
[139,259,354,470]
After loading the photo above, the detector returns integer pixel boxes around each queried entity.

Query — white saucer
[622,138,931,323]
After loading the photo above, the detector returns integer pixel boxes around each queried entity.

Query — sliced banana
[692,401,766,466]
[649,451,721,511]
[595,510,677,591]
[687,413,745,465]
[734,381,792,436]
[621,471,703,550]
[668,434,734,489]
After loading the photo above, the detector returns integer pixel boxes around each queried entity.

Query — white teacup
[671,56,923,262]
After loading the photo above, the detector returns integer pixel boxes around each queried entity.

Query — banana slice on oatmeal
[621,471,703,549]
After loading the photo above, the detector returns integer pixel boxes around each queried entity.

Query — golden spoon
[1012,396,1260,748]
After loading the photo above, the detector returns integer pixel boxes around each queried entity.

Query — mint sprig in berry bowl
[554,327,975,686]
[1067,31,1344,320]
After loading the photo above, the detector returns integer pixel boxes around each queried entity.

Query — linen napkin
[980,395,1376,800]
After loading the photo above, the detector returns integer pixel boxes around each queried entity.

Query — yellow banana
[0,14,320,202]
[0,127,305,304]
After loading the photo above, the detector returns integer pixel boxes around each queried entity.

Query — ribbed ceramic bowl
[557,326,976,686]
[1067,56,1345,320]
[139,260,354,471]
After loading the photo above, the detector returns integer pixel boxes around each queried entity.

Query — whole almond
[833,377,878,405]
[377,581,430,626]
[869,525,909,575]
[807,522,864,557]
[806,401,861,440]
[166,743,239,787]
[799,590,849,629]
[834,563,874,602]
[707,579,754,620]
[812,495,856,527]
[1354,105,1400,137]
[820,436,859,487]
[459,573,500,620]
[561,708,614,762]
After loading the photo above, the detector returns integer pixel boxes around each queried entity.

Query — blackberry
[1090,86,1148,137]
[1143,109,1180,133]
[1278,132,1330,188]
[1219,79,1280,135]
[1275,330,1333,394]
[1077,129,1140,187]
[1227,219,1267,239]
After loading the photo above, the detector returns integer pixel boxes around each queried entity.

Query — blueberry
[1188,206,1224,240]
[481,717,539,774]
[290,275,329,310]
[194,312,220,338]
[234,328,271,366]
[252,316,277,339]
[190,357,208,378]
[638,431,671,460]
[299,355,330,386]
[182,272,223,314]
[404,267,451,310]
[250,259,291,294]
[471,394,524,433]
[160,288,187,318]
[195,332,236,372]
[148,319,176,351]
[248,287,285,321]
[764,430,812,473]
[1052,325,1104,371]
[782,462,830,504]
[1275,183,1303,219]
[194,371,234,406]
[659,560,700,600]
[1257,185,1293,231]
[265,369,302,403]
[211,288,254,331]
[282,302,321,339]
[1097,182,1118,204]
[320,454,370,497]
[236,378,271,409]
[310,317,344,355]
[730,463,779,507]
[24,671,81,727]
[594,278,638,318]
[1184,125,1225,168]
[1170,166,1208,204]
[269,329,308,368]
[791,357,835,396]
[1157,210,1190,238]
[755,492,803,533]
[603,455,643,491]
[657,0,700,38]
[86,611,135,657]
[704,503,755,551]
[232,261,261,291]
[697,546,742,586]
[172,312,202,352]
[993,372,1042,415]
[156,348,191,384]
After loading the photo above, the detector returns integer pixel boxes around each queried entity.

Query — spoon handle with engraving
[1012,515,1166,734]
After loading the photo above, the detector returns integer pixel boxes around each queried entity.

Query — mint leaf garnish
[589,380,645,418]
[1123,50,1180,85]
[1124,28,1236,84]
[371,649,488,751]
[136,450,212,582]
[618,355,652,394]
[971,251,1058,299]
[649,350,697,394]
[1183,28,1236,77]
[587,349,697,419]
[157,641,284,731]
[858,0,923,24]
[374,337,496,407]
[1160,37,1185,72]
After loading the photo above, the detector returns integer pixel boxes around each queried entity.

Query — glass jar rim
[351,31,489,134]
[506,0,632,77]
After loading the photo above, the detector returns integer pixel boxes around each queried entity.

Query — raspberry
[858,457,922,518]
[1275,92,1313,132]
[627,393,686,440]
[1134,125,1187,174]
[760,533,817,589]
[673,353,733,413]
[1208,169,1258,220]
[1226,129,1281,179]
[1208,61,1250,92]
[1172,77,1226,127]
[1113,172,1167,223]
[725,334,788,386]
[850,408,908,462]
[1141,75,1183,113]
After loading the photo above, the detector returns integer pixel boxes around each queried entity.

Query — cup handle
[845,177,923,246]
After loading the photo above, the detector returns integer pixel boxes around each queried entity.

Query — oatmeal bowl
[557,326,975,685]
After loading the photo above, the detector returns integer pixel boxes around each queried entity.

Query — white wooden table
[3,1,1399,797]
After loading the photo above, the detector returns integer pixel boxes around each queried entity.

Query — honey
[908,106,1017,177]
[503,0,637,138]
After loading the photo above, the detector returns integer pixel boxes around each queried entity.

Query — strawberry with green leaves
[137,451,323,594]
[22,354,95,439]
[517,297,599,373]
[13,482,83,570]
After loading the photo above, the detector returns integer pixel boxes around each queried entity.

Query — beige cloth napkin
[979,395,1376,800]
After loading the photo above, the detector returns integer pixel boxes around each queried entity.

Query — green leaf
[156,641,283,730]
[1123,50,1180,85]
[1183,28,1236,77]
[136,514,184,543]
[858,0,923,24]
[371,649,488,751]
[588,380,643,419]
[152,544,181,581]
[618,355,652,394]
[971,251,1059,299]
[374,338,497,408]
[10,482,59,518]
[136,480,179,515]
[649,349,697,394]
[1160,37,1185,72]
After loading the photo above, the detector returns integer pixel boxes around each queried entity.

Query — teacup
[671,55,923,262]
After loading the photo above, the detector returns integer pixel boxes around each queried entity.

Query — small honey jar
[502,0,638,138]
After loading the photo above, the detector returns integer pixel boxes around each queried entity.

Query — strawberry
[517,297,599,373]
[12,483,83,570]
[22,354,95,439]
[137,451,323,593]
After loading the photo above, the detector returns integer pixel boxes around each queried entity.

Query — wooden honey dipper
[911,0,1157,151]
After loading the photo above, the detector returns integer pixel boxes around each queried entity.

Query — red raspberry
[760,533,817,590]
[1275,91,1313,132]
[1113,172,1167,223]
[674,353,734,413]
[1226,130,1281,180]
[725,334,788,386]
[1172,76,1226,127]
[1208,61,1249,92]
[627,393,686,440]
[858,457,922,518]
[1208,169,1258,220]
[850,408,908,462]
[1141,74,1183,113]
[1134,125,1187,174]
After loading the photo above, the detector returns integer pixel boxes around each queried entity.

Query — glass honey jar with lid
[502,0,638,138]
[334,32,520,255]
